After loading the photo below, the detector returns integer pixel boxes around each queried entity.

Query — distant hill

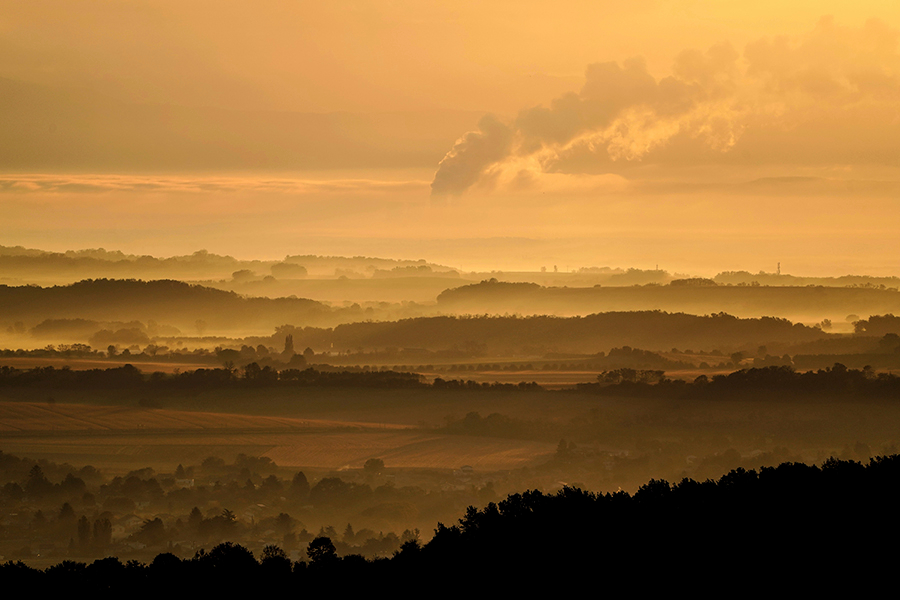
[0,245,459,285]
[437,278,900,322]
[714,270,900,288]
[0,279,337,334]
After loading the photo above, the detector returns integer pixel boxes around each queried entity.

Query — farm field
[5,385,900,478]
[0,385,598,427]
[0,401,405,434]
[0,356,214,373]
[0,401,554,473]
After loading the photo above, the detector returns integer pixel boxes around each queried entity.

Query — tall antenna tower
[777,262,781,276]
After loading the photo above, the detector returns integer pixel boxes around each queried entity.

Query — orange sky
[1,1,899,275]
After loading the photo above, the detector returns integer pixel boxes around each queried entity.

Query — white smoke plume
[431,17,900,196]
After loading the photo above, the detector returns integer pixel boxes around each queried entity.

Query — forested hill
[417,456,899,592]
[326,312,826,354]
[0,279,337,332]
[437,278,900,320]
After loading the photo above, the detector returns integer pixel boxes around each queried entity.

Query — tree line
[577,363,900,399]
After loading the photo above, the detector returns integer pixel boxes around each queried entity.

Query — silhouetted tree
[260,545,291,576]
[307,536,337,566]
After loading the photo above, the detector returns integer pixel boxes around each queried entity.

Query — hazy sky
[2,1,899,275]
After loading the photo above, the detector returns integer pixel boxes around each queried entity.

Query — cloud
[431,17,900,196]
[745,17,900,100]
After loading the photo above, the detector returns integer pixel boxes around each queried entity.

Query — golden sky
[2,1,899,275]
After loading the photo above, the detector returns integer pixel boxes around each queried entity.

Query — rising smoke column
[429,49,739,197]
[431,18,900,197]
[430,114,514,196]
